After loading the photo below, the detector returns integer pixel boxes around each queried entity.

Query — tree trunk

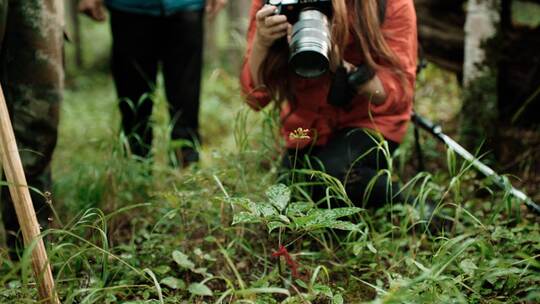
[463,0,500,86]
[415,0,466,74]
[415,0,540,132]
[459,0,500,150]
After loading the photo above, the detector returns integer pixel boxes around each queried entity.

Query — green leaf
[294,207,362,230]
[188,282,213,296]
[203,253,217,262]
[204,236,217,242]
[232,212,261,225]
[225,197,252,209]
[491,226,513,241]
[277,214,291,224]
[172,250,195,269]
[484,267,522,285]
[7,281,21,289]
[366,242,378,253]
[286,202,314,216]
[333,293,344,304]
[267,221,286,233]
[248,201,277,217]
[328,221,360,231]
[160,277,185,290]
[193,267,212,277]
[313,284,333,297]
[266,184,290,212]
[153,265,171,275]
[295,279,308,289]
[459,259,478,275]
[193,248,203,257]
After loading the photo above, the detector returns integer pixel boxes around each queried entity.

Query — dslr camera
[267,0,332,78]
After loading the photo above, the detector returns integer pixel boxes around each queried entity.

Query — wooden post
[0,85,60,303]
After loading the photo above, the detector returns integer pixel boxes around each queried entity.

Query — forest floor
[1,18,539,304]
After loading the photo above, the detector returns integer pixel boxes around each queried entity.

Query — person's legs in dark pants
[110,9,159,158]
[283,128,402,208]
[0,0,63,260]
[160,10,204,166]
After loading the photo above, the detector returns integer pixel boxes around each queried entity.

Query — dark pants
[0,0,63,260]
[110,8,204,159]
[282,129,402,208]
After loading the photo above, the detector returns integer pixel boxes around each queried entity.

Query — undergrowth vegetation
[1,17,539,304]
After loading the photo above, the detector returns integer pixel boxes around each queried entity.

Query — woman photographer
[240,0,417,207]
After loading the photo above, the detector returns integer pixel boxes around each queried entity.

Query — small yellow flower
[289,128,311,140]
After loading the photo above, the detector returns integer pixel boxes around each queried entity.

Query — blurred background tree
[416,0,540,156]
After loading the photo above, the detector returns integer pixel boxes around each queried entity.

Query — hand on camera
[327,61,377,109]
[255,5,292,49]
[327,65,356,108]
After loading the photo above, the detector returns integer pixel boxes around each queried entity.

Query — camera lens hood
[289,9,331,78]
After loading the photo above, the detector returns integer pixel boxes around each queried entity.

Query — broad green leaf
[193,267,212,277]
[328,221,360,231]
[333,293,344,304]
[484,267,522,285]
[203,253,217,262]
[7,280,21,289]
[153,265,171,275]
[225,197,252,209]
[294,207,362,230]
[188,282,213,296]
[491,226,513,241]
[160,277,185,290]
[295,279,308,289]
[248,201,277,217]
[266,184,290,212]
[193,248,203,257]
[204,236,217,242]
[286,202,314,216]
[313,284,333,297]
[267,221,286,233]
[278,214,291,224]
[352,243,364,256]
[172,250,195,269]
[232,212,261,225]
[459,259,478,275]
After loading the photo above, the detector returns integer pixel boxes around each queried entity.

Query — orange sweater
[240,0,418,149]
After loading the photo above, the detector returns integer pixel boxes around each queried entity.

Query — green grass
[1,16,539,304]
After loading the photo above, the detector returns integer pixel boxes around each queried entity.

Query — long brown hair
[259,0,406,103]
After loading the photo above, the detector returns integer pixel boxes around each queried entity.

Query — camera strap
[378,0,387,24]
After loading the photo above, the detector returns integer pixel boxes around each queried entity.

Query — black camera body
[267,0,333,78]
[268,0,332,23]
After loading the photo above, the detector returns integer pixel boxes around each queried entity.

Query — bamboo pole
[0,85,60,303]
